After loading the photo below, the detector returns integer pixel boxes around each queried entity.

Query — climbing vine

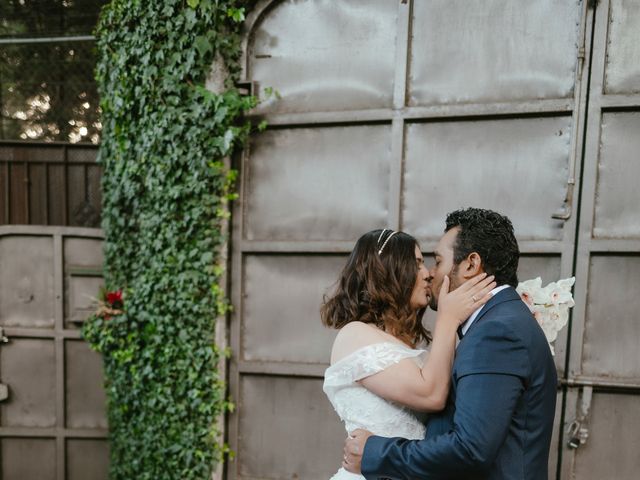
[82,1,254,478]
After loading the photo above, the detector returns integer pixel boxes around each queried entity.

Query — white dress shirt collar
[461,284,511,336]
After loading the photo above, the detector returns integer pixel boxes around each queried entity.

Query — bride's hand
[437,273,496,326]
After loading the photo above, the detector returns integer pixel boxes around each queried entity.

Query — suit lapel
[463,287,522,337]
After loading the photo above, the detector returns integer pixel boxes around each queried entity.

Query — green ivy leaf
[226,7,245,23]
[194,35,212,58]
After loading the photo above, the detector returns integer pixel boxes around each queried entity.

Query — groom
[343,208,557,479]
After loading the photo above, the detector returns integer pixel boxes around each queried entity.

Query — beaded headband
[377,229,398,255]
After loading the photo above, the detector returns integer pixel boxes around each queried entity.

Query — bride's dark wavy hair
[320,229,431,347]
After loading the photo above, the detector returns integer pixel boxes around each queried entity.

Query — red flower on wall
[106,290,123,309]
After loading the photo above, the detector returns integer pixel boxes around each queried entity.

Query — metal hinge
[0,327,8,344]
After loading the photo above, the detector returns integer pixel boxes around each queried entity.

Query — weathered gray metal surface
[66,439,110,480]
[593,112,640,238]
[572,393,640,479]
[242,254,341,363]
[65,341,108,429]
[403,117,571,241]
[237,376,345,478]
[230,0,629,478]
[0,339,56,427]
[1,438,56,479]
[409,0,581,105]
[0,236,55,328]
[604,0,640,94]
[581,255,640,379]
[248,0,397,113]
[562,0,640,478]
[244,126,391,241]
[0,227,108,480]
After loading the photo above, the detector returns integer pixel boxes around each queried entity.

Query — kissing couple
[321,208,557,480]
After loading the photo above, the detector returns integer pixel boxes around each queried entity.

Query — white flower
[517,277,575,355]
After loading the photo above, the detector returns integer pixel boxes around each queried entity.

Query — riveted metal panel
[66,439,109,480]
[572,393,640,479]
[0,338,56,427]
[244,126,391,241]
[1,438,56,480]
[518,255,562,286]
[409,0,581,106]
[63,237,104,328]
[242,254,343,363]
[234,1,593,478]
[402,117,571,241]
[0,235,55,328]
[249,0,397,114]
[237,375,344,479]
[604,0,640,94]
[65,340,107,429]
[593,112,640,238]
[64,237,103,266]
[0,227,107,479]
[581,255,640,380]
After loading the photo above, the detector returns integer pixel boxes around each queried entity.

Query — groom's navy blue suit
[362,287,557,480]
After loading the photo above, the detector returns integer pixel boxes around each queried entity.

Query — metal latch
[567,386,593,449]
[0,327,8,344]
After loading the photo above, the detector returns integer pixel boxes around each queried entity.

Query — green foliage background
[82,1,254,478]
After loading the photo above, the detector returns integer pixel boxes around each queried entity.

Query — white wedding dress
[323,342,428,479]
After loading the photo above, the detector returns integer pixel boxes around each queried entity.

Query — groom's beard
[429,265,462,311]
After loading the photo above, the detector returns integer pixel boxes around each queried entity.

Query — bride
[321,229,495,480]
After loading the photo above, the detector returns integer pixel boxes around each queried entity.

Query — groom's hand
[343,429,374,474]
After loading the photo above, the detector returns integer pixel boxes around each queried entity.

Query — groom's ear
[462,252,483,278]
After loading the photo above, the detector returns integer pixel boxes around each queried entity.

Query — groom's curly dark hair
[446,208,520,287]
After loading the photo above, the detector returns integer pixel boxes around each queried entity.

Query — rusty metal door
[559,0,640,478]
[230,1,595,478]
[0,226,108,479]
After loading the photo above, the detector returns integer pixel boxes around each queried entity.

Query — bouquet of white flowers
[516,277,576,355]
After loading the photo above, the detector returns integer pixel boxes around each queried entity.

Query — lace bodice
[323,342,428,479]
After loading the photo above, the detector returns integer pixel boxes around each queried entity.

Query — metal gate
[227,0,640,478]
[560,0,640,478]
[0,226,108,479]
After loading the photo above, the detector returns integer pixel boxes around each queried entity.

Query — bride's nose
[422,266,430,280]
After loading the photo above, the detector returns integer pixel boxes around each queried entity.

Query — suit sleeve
[361,320,529,480]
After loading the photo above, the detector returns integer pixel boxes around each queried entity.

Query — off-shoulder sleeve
[324,342,425,391]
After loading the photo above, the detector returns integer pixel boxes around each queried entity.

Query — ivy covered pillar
[82,2,255,479]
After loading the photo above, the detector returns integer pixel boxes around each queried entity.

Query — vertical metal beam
[387,0,412,230]
[561,1,608,478]
[554,0,593,376]
[569,0,608,394]
[53,233,66,480]
[227,146,249,479]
